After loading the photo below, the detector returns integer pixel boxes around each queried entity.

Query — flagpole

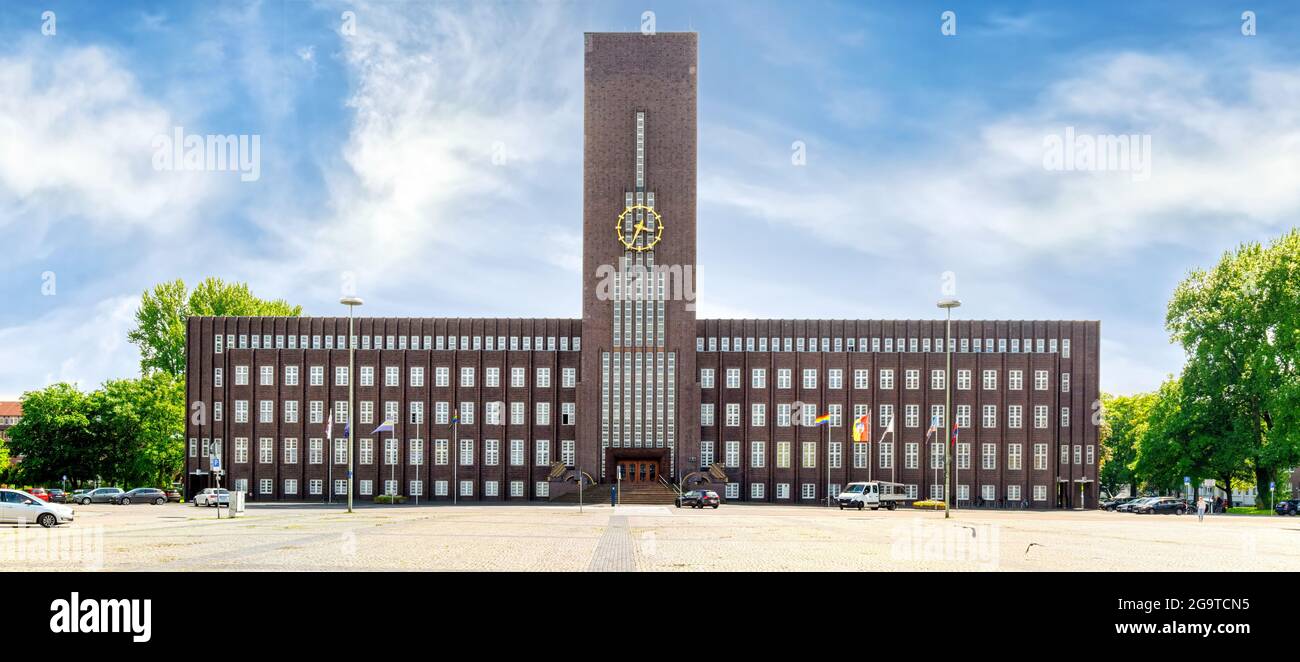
[938,297,961,519]
[453,412,459,505]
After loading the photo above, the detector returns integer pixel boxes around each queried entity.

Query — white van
[836,481,908,511]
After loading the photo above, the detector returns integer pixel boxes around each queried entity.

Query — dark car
[114,487,168,505]
[1101,497,1139,512]
[1134,497,1188,515]
[46,489,67,504]
[164,488,182,503]
[675,490,720,509]
[1274,499,1300,516]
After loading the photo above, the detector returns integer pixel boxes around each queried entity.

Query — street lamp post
[341,296,364,514]
[937,297,961,520]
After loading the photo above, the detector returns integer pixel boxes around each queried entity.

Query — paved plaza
[2,502,1296,571]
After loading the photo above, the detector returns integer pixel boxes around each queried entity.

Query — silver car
[77,487,123,505]
[0,489,75,527]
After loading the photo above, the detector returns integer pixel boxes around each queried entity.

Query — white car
[192,488,230,507]
[0,488,75,527]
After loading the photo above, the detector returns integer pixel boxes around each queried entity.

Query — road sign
[1270,481,1276,490]
[211,457,222,471]
[1183,476,1190,484]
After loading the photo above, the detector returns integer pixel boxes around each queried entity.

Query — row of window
[698,336,1072,357]
[720,482,1053,502]
[219,365,576,389]
[215,334,581,353]
[234,478,551,498]
[701,367,1069,392]
[698,440,1096,470]
[190,437,577,467]
[701,402,1072,429]
[216,399,576,427]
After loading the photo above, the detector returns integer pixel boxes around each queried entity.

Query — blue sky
[2,0,1300,399]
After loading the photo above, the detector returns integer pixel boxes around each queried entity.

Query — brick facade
[183,32,1100,508]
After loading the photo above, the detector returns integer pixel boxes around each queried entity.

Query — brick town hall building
[185,32,1100,509]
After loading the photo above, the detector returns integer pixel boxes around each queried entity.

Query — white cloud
[0,42,217,237]
[0,296,139,400]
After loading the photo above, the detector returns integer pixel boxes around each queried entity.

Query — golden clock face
[615,204,664,252]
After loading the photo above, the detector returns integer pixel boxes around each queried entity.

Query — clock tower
[579,32,699,485]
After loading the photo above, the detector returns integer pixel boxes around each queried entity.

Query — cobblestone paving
[586,515,634,571]
[2,502,1297,571]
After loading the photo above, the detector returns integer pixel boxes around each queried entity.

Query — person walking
[1196,496,1207,522]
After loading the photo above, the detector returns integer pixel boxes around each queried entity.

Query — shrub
[374,494,407,504]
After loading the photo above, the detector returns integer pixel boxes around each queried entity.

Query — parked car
[1134,497,1188,515]
[1101,497,1138,511]
[0,488,75,527]
[114,487,168,505]
[675,490,720,509]
[28,487,51,502]
[1274,499,1300,516]
[46,489,67,504]
[77,487,124,505]
[1115,497,1155,513]
[192,488,230,507]
[164,488,182,503]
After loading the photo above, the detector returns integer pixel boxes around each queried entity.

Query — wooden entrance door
[618,460,660,483]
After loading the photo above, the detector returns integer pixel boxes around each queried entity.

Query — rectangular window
[982,443,996,470]
[1008,443,1022,470]
[776,441,791,468]
[534,439,550,466]
[879,369,894,390]
[724,441,740,468]
[1034,443,1048,470]
[982,370,997,390]
[461,439,475,466]
[802,441,817,469]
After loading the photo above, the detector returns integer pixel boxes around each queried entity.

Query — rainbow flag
[813,413,832,426]
[852,414,871,442]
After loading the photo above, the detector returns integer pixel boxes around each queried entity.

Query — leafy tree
[128,277,302,378]
[1166,229,1300,506]
[5,384,96,486]
[1099,391,1156,497]
[87,373,186,488]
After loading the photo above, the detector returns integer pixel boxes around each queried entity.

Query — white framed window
[1009,370,1023,390]
[1008,443,1022,470]
[235,365,249,386]
[802,441,817,469]
[879,369,894,390]
[309,479,323,495]
[309,438,323,464]
[1033,484,1047,501]
[509,481,523,497]
[310,366,323,386]
[283,438,298,464]
[802,369,817,389]
[1008,405,1022,429]
[748,483,762,499]
[879,441,893,469]
[751,403,766,427]
[534,482,549,498]
[461,439,475,466]
[1061,407,1070,427]
[775,441,791,469]
[535,402,551,425]
[284,479,298,495]
[904,404,919,428]
[904,369,919,390]
[982,405,996,428]
[776,483,790,500]
[828,369,843,389]
[982,443,996,470]
[410,367,424,387]
[904,442,918,469]
[1034,443,1048,470]
[981,484,996,501]
[801,483,816,500]
[434,439,448,465]
[930,369,945,390]
[534,439,550,466]
[361,438,374,465]
[1034,370,1048,390]
[853,369,869,389]
[957,442,970,470]
[460,367,475,387]
[724,440,740,468]
[725,368,740,389]
[234,438,249,463]
[776,369,792,389]
[409,438,424,465]
[359,366,373,387]
[751,368,766,388]
[1008,484,1022,501]
[724,403,740,427]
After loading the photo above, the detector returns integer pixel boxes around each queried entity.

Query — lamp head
[340,296,364,307]
[936,298,962,310]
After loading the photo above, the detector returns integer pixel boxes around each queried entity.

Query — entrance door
[617,460,659,483]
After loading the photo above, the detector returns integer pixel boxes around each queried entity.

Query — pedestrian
[1214,496,1223,514]
[1196,496,1206,522]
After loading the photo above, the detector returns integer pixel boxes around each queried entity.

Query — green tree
[128,277,302,378]
[1099,391,1156,497]
[1166,229,1300,506]
[5,384,96,486]
[87,373,186,487]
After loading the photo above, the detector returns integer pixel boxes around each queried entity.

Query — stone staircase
[613,481,679,505]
